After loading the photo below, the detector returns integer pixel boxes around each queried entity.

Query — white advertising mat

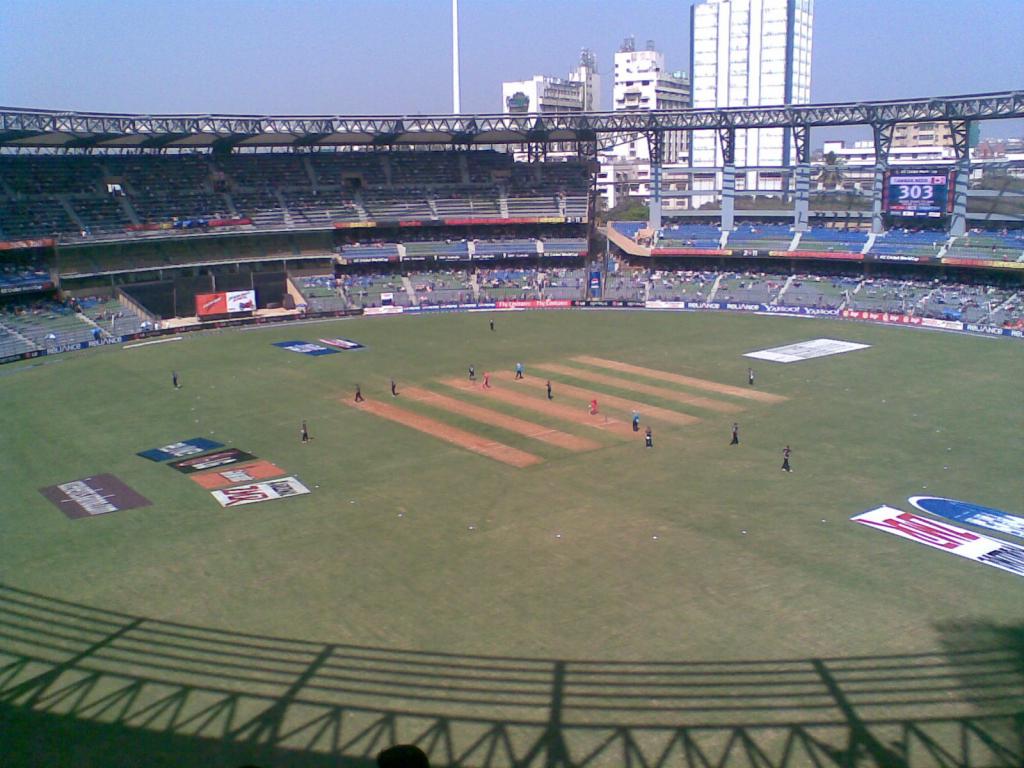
[211,476,311,508]
[745,338,870,363]
[851,505,1024,579]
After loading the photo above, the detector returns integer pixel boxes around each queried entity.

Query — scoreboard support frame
[793,126,811,233]
[870,123,895,234]
[719,128,737,233]
[948,120,972,237]
[645,130,665,232]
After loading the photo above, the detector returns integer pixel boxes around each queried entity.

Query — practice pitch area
[1,309,1022,767]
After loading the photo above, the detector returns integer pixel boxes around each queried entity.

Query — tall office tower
[690,0,813,186]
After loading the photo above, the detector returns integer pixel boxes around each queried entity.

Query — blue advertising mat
[138,438,225,462]
[909,496,1024,540]
[272,341,340,356]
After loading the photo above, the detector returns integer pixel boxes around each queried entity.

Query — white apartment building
[820,140,958,168]
[610,39,690,162]
[501,52,601,163]
[690,0,813,193]
[502,76,586,114]
[599,38,691,209]
[501,50,601,115]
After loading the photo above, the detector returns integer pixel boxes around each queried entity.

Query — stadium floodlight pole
[452,0,462,114]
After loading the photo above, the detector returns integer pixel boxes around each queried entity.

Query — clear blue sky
[1,0,1021,138]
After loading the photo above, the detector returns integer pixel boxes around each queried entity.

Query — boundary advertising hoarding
[2,297,1020,368]
[195,290,256,317]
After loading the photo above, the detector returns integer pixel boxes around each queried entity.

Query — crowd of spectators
[0,291,152,354]
[616,221,1023,263]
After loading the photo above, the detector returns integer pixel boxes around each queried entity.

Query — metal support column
[870,123,894,234]
[793,125,811,232]
[719,128,736,232]
[578,139,600,265]
[948,120,971,237]
[646,131,664,233]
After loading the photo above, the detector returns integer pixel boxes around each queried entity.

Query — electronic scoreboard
[884,170,954,218]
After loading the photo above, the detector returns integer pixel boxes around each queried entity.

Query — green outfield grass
[1,309,1022,767]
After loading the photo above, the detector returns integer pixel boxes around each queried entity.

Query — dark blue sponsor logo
[273,341,339,356]
[138,438,225,462]
[909,496,1024,540]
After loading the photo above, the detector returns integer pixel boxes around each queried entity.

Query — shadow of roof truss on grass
[0,583,1021,768]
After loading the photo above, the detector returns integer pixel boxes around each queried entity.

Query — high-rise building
[690,0,813,174]
[570,49,602,113]
[609,37,690,164]
[598,38,690,209]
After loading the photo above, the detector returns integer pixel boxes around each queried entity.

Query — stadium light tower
[452,0,462,114]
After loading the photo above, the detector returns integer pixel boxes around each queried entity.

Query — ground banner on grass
[190,460,286,490]
[168,448,258,473]
[138,438,224,462]
[852,505,1024,578]
[40,474,151,519]
[211,476,311,507]
[744,338,870,363]
[272,341,340,356]
[909,496,1024,540]
[318,337,365,350]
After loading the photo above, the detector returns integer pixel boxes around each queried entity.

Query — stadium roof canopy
[1,91,1022,151]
